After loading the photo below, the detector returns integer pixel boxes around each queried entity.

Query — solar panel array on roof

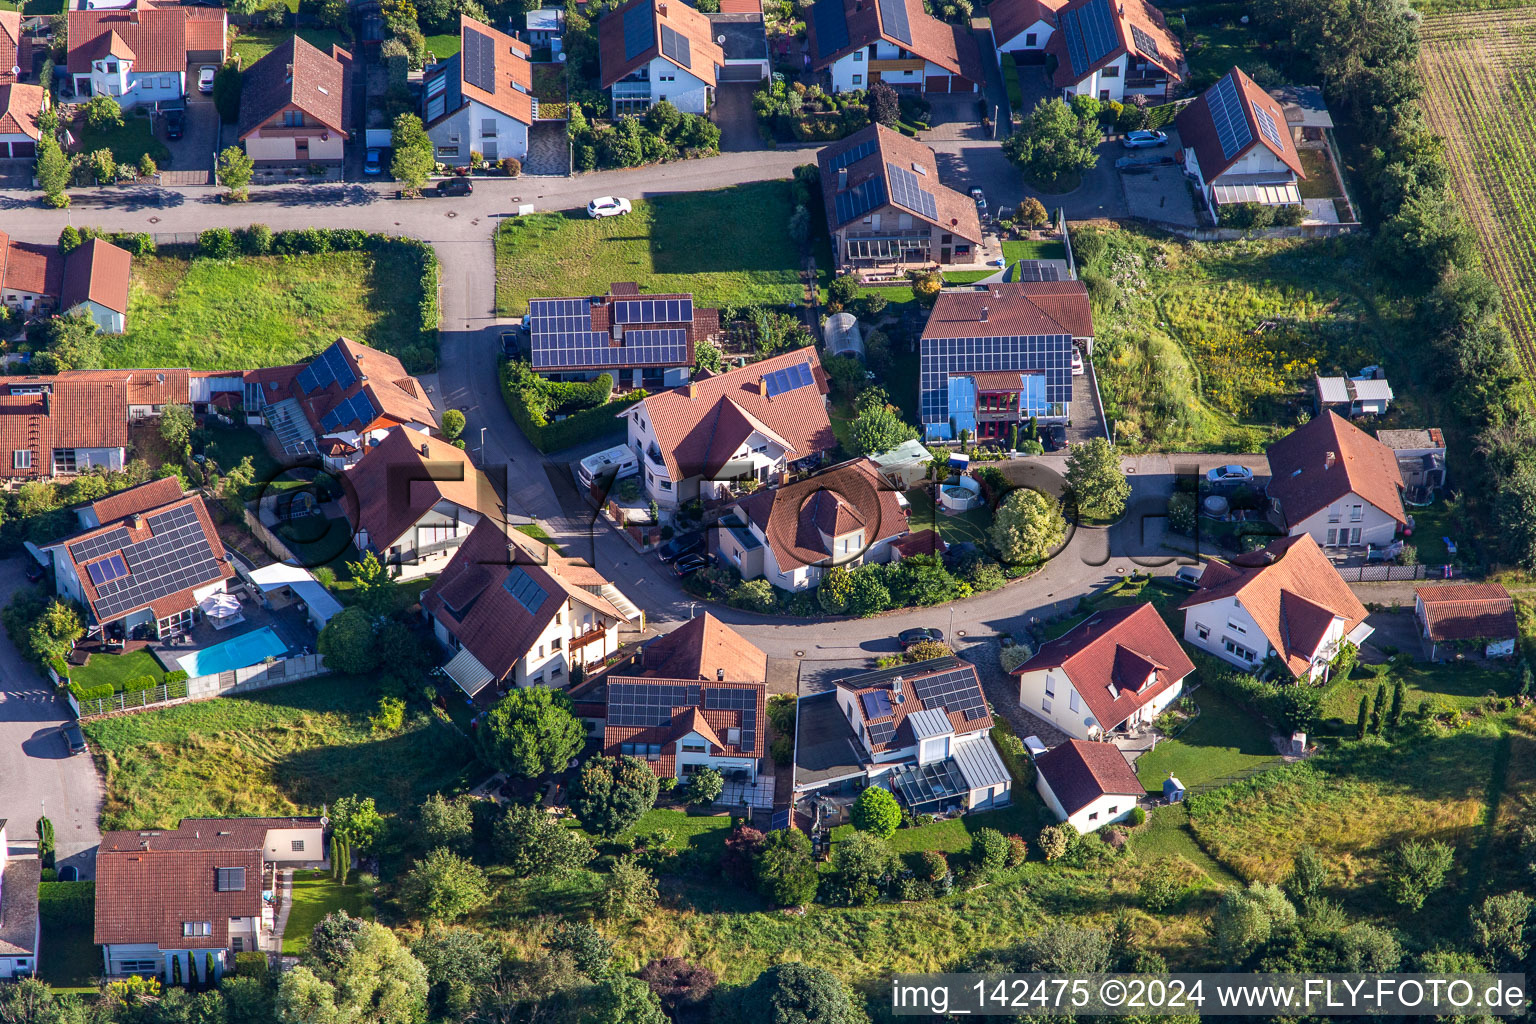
[79,504,224,620]
[1059,0,1119,75]
[866,718,897,746]
[833,176,886,224]
[762,360,815,397]
[611,297,694,324]
[463,26,496,91]
[528,297,691,370]
[811,0,850,53]
[861,690,893,720]
[502,565,548,615]
[876,0,910,43]
[295,343,358,396]
[770,808,792,831]
[659,22,692,67]
[623,2,654,61]
[320,391,378,433]
[87,553,129,587]
[1013,260,1063,282]
[1128,23,1160,59]
[703,687,757,710]
[1209,72,1254,160]
[910,667,989,721]
[886,162,937,220]
[609,681,702,727]
[828,138,876,172]
[1253,102,1284,150]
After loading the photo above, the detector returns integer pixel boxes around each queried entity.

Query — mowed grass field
[1420,9,1536,374]
[82,676,477,830]
[231,27,350,65]
[104,249,426,370]
[494,182,807,315]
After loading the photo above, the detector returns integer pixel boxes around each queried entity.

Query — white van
[578,444,640,490]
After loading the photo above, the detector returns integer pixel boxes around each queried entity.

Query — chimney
[687,381,698,399]
[1324,450,1336,469]
[837,166,848,191]
[658,1,667,14]
[716,668,725,681]
[980,306,988,323]
[758,378,768,397]
[131,512,143,530]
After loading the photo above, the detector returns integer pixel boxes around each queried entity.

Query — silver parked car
[1122,129,1169,149]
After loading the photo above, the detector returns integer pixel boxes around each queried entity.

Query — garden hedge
[68,681,113,702]
[121,674,158,693]
[38,880,94,922]
[500,364,642,453]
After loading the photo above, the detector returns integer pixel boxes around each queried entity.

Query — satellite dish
[717,34,725,44]
[10,66,18,78]
[557,51,567,61]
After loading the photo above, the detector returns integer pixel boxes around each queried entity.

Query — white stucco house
[66,0,226,108]
[807,0,982,94]
[1047,0,1182,102]
[0,81,45,160]
[1033,739,1143,834]
[1176,66,1307,217]
[603,677,766,783]
[237,36,352,168]
[1012,602,1194,740]
[1178,534,1373,682]
[989,0,1067,62]
[423,15,532,166]
[599,0,723,116]
[1265,410,1407,551]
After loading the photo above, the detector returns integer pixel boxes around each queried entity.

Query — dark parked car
[658,532,704,562]
[25,560,44,583]
[61,721,87,756]
[899,626,945,649]
[163,107,185,140]
[435,178,473,196]
[1044,423,1068,451]
[673,552,709,576]
[57,865,79,881]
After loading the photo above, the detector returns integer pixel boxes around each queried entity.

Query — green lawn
[65,649,167,694]
[829,799,1043,855]
[1131,801,1240,887]
[941,270,997,285]
[614,808,735,856]
[1317,661,1513,737]
[1001,238,1068,263]
[424,32,462,59]
[232,28,350,66]
[1135,685,1280,791]
[494,182,807,315]
[515,523,561,552]
[905,486,993,548]
[82,676,477,830]
[38,884,98,991]
[74,113,170,170]
[106,250,428,370]
[276,513,359,576]
[282,870,371,954]
[1159,4,1253,90]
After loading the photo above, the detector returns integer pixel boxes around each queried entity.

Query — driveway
[0,558,103,878]
[157,93,219,182]
[713,82,764,153]
[1120,155,1197,228]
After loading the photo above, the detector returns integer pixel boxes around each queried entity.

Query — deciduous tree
[1003,97,1101,187]
[391,113,435,195]
[570,754,659,837]
[217,146,254,201]
[989,487,1065,564]
[850,786,900,839]
[399,848,492,922]
[1065,437,1130,521]
[493,803,594,876]
[477,687,584,778]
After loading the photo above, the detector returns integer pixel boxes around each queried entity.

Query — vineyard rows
[1421,9,1536,375]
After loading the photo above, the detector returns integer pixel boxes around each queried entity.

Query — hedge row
[500,366,643,454]
[38,880,94,923]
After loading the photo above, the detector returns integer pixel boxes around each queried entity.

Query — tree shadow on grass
[271,714,477,815]
[646,182,804,279]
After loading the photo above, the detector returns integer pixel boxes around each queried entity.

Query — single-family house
[45,480,235,641]
[0,230,60,317]
[237,36,353,169]
[1013,602,1195,740]
[1314,373,1393,418]
[817,124,984,273]
[525,283,719,389]
[636,612,769,682]
[622,346,835,507]
[792,657,1012,817]
[806,0,982,95]
[342,427,502,580]
[243,337,438,458]
[0,81,45,160]
[525,6,565,50]
[603,676,766,782]
[95,816,325,980]
[1033,738,1142,834]
[1265,410,1406,550]
[715,456,911,592]
[423,15,532,166]
[1179,533,1373,681]
[1415,584,1517,662]
[67,0,227,108]
[989,0,1068,63]
[599,0,723,116]
[1,233,131,331]
[919,280,1093,440]
[1047,0,1182,103]
[1176,66,1304,216]
[0,370,194,480]
[423,518,640,697]
[1376,427,1446,496]
[0,820,40,980]
[0,11,23,86]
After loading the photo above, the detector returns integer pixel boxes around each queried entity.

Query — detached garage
[0,83,46,161]
[1034,738,1143,834]
[989,0,1068,63]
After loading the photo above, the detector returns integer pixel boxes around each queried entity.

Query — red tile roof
[88,475,184,525]
[634,347,835,483]
[807,0,982,79]
[343,428,500,554]
[67,5,193,74]
[1176,66,1305,183]
[0,229,63,296]
[1179,534,1369,679]
[255,338,437,439]
[1015,602,1193,732]
[237,34,352,139]
[924,280,1092,340]
[1416,584,1516,642]
[456,14,533,124]
[599,0,725,89]
[836,657,993,753]
[0,83,44,140]
[817,125,984,242]
[989,0,1068,48]
[640,612,768,682]
[1265,411,1406,529]
[1046,0,1181,89]
[601,678,766,777]
[182,6,227,53]
[735,457,909,572]
[0,11,19,85]
[1034,738,1142,815]
[61,238,131,315]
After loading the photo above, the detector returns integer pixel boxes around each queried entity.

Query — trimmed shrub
[197,227,237,259]
[237,224,274,255]
[121,675,158,693]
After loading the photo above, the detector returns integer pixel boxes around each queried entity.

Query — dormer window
[106,61,117,73]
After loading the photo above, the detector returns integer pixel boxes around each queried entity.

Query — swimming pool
[178,626,289,677]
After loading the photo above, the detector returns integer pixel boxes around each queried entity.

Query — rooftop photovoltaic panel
[886,162,937,220]
[1253,103,1284,150]
[1060,0,1119,75]
[1128,23,1160,59]
[463,26,496,92]
[811,0,850,53]
[70,527,131,565]
[866,719,897,746]
[739,710,757,751]
[501,566,547,615]
[321,391,378,433]
[762,360,815,397]
[703,687,757,710]
[659,22,691,67]
[88,503,224,620]
[87,553,129,587]
[1209,72,1254,160]
[861,690,893,720]
[910,667,988,721]
[528,295,691,370]
[623,3,654,61]
[608,682,702,727]
[296,343,358,396]
[611,296,694,324]
[833,176,886,224]
[876,0,910,44]
[827,138,876,172]
[1012,260,1063,282]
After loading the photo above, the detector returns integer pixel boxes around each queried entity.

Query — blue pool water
[179,626,289,677]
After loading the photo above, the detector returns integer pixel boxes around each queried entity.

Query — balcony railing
[570,624,609,652]
[645,444,666,468]
[612,80,652,97]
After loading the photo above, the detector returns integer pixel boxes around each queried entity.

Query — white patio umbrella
[199,592,241,619]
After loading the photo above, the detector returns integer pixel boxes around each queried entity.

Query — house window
[537,644,545,657]
[1042,697,1052,714]
[182,921,212,937]
[1108,805,1119,814]
[1350,528,1361,545]
[555,612,563,625]
[552,637,563,650]
[1101,65,1119,77]
[216,867,246,892]
[1224,638,1257,663]
[1069,689,1080,713]
[106,61,117,73]
[283,110,303,127]
[1088,810,1099,820]
[231,938,243,953]
[437,147,461,158]
[1044,676,1055,697]
[12,450,30,469]
[681,743,706,753]
[852,74,863,85]
[1196,623,1210,641]
[661,480,672,490]
[1226,620,1246,635]
[481,118,498,137]
[1025,32,1037,45]
[853,50,863,61]
[1326,528,1338,546]
[1350,504,1363,521]
[53,449,78,474]
[291,840,305,852]
[1098,89,1109,101]
[160,75,173,88]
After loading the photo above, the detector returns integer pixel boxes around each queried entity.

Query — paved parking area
[158,94,219,182]
[525,122,569,176]
[713,82,764,152]
[1121,160,1198,227]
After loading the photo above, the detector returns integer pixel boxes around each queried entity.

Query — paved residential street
[0,557,104,877]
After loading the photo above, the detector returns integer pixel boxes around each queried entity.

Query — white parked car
[587,196,632,218]
[1205,464,1254,484]
[1071,347,1084,375]
[198,65,217,93]
[1122,129,1168,149]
